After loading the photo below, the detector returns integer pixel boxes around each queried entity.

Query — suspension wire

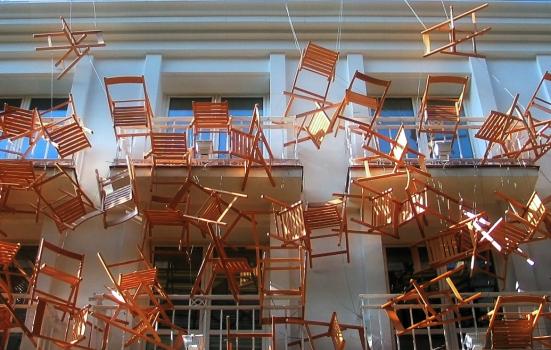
[92,0,97,28]
[69,0,72,29]
[336,0,344,52]
[285,2,302,54]
[402,0,427,30]
[441,0,449,19]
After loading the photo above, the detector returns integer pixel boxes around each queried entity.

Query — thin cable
[88,55,108,100]
[69,0,72,29]
[336,0,344,52]
[441,0,449,19]
[285,2,301,54]
[402,0,427,30]
[92,0,97,28]
[490,74,527,112]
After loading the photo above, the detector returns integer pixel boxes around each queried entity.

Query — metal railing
[360,291,551,350]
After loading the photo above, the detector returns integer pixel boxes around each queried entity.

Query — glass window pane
[29,98,69,159]
[168,97,212,117]
[222,97,263,117]
[378,98,417,156]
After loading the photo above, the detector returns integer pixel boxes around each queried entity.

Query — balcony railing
[360,291,551,350]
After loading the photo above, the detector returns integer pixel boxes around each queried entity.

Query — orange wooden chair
[104,75,153,141]
[146,131,192,190]
[263,195,309,251]
[96,157,140,228]
[284,42,339,117]
[259,245,307,322]
[0,159,44,214]
[495,190,551,241]
[418,75,468,142]
[382,265,481,336]
[0,241,30,303]
[476,94,528,163]
[0,103,41,158]
[37,94,92,158]
[229,104,275,190]
[421,3,491,58]
[189,186,251,302]
[284,104,337,150]
[34,16,105,79]
[345,180,427,240]
[32,298,102,350]
[95,249,185,350]
[0,292,36,349]
[486,295,547,349]
[519,71,551,161]
[332,71,391,137]
[286,312,369,350]
[347,121,429,180]
[28,239,84,318]
[190,101,231,149]
[33,164,100,234]
[303,197,350,267]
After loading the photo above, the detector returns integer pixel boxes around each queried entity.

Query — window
[378,98,418,156]
[153,246,203,330]
[168,97,263,157]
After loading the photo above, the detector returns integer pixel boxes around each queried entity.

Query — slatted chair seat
[104,76,153,140]
[0,240,19,266]
[119,268,158,292]
[421,4,491,58]
[147,132,192,191]
[303,198,350,267]
[0,104,39,140]
[0,159,42,190]
[486,295,547,349]
[34,164,100,234]
[96,157,139,228]
[229,104,275,190]
[263,195,308,248]
[38,95,91,158]
[34,16,105,80]
[284,42,339,117]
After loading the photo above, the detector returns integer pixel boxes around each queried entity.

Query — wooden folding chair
[0,241,30,304]
[345,120,429,180]
[259,245,307,322]
[533,310,551,348]
[95,249,185,350]
[263,195,309,252]
[486,295,547,349]
[303,197,350,267]
[229,104,275,190]
[421,3,491,58]
[332,71,391,138]
[0,104,41,158]
[32,298,102,350]
[286,312,369,350]
[495,190,551,241]
[519,71,551,161]
[345,176,428,239]
[190,101,231,151]
[418,75,468,142]
[284,42,339,117]
[96,157,140,228]
[28,239,84,319]
[146,131,192,191]
[34,16,105,79]
[189,186,251,302]
[37,94,92,158]
[104,75,153,141]
[33,164,100,234]
[476,94,528,163]
[381,265,481,336]
[0,293,37,349]
[0,159,44,214]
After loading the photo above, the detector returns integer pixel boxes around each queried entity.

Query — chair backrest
[0,160,37,190]
[0,104,39,140]
[274,201,307,243]
[192,101,230,132]
[488,295,547,349]
[150,132,189,161]
[346,71,391,120]
[304,199,343,231]
[104,75,152,129]
[0,240,19,266]
[421,75,468,120]
[300,42,339,80]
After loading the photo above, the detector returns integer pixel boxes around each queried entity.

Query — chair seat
[47,122,91,158]
[39,265,80,286]
[113,106,149,127]
[212,258,252,274]
[145,209,186,226]
[53,196,87,227]
[103,184,133,211]
[119,268,157,292]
